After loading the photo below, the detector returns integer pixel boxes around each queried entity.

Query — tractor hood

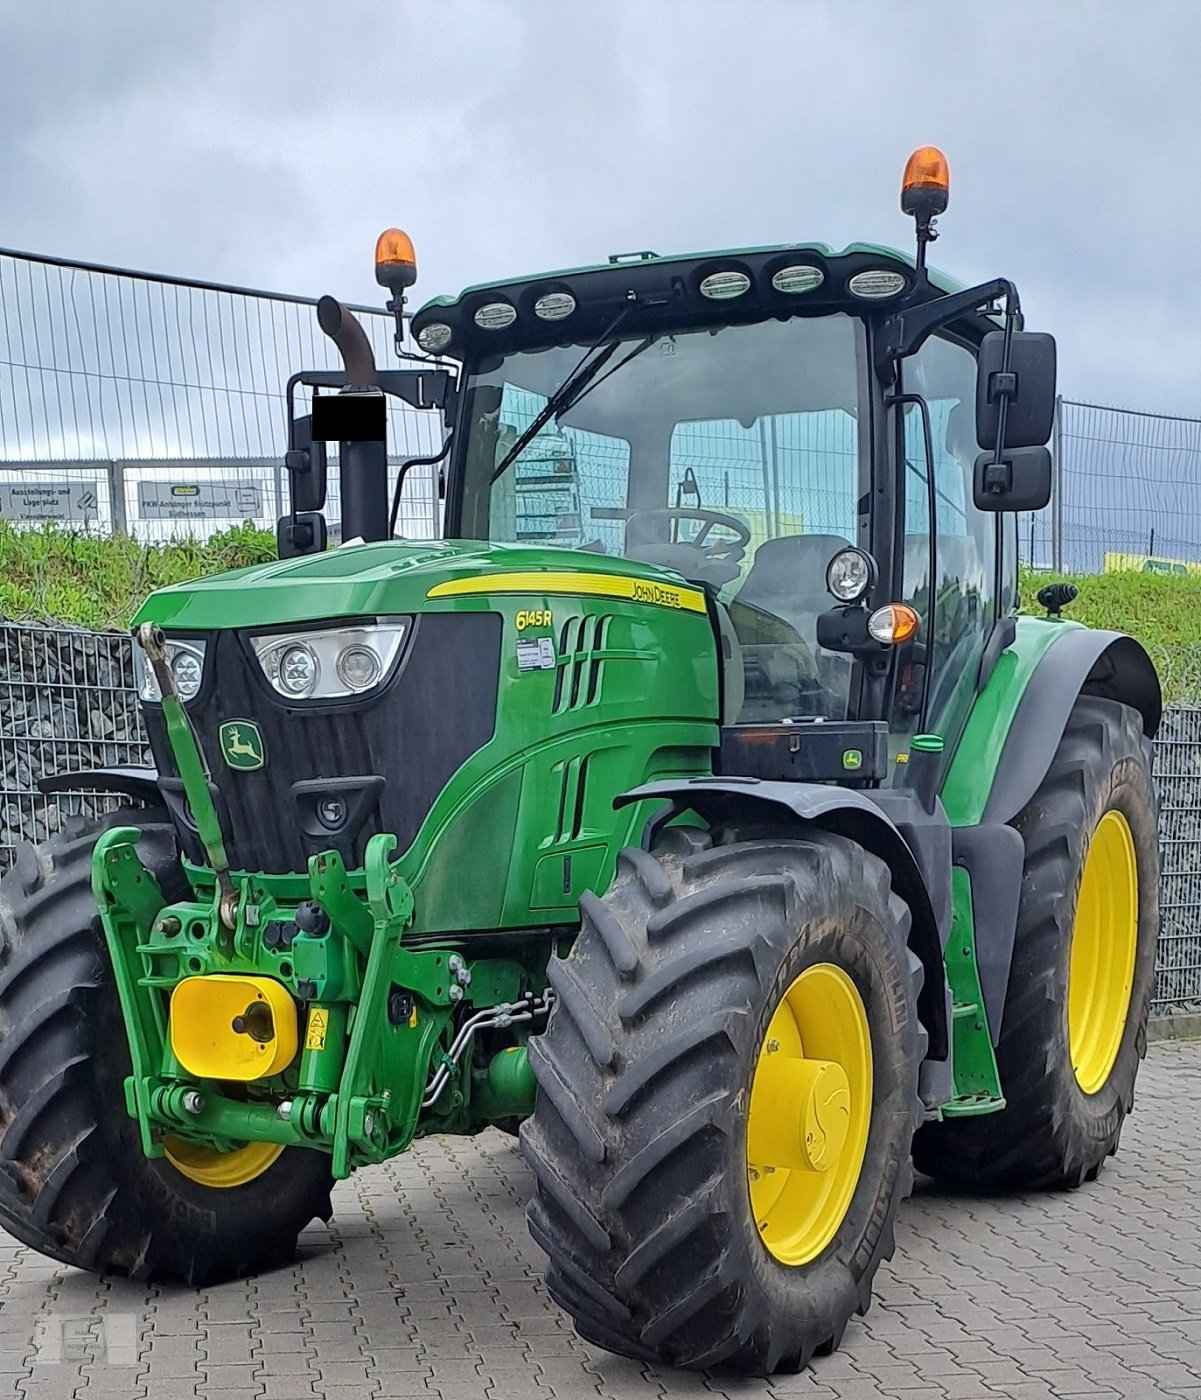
[133,539,702,631]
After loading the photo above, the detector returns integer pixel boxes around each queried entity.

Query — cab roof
[410,242,983,362]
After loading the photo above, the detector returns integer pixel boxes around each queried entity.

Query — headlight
[826,548,877,604]
[250,621,409,701]
[135,638,207,703]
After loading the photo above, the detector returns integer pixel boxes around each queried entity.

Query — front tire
[0,809,334,1283]
[522,830,924,1374]
[914,696,1159,1190]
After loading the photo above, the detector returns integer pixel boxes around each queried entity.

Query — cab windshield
[456,314,865,722]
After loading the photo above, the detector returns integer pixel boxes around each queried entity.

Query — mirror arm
[984,293,1026,621]
[389,432,454,537]
[876,278,1021,383]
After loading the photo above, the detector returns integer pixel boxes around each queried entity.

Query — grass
[1018,565,1201,652]
[0,522,276,631]
[2,524,1199,658]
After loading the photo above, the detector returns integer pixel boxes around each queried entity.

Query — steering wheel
[623,508,752,590]
[627,507,750,559]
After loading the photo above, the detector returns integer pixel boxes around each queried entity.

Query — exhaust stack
[316,297,389,543]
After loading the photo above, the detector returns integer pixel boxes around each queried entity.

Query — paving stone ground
[1,1039,1199,1400]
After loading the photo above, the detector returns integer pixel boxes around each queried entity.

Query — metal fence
[1025,398,1201,575]
[1,619,1199,1014]
[0,248,444,541]
[6,252,1201,572]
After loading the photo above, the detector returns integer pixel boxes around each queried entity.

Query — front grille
[143,613,501,874]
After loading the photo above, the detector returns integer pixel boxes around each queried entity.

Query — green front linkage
[91,631,544,1178]
[91,823,483,1177]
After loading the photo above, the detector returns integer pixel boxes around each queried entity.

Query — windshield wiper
[489,340,622,484]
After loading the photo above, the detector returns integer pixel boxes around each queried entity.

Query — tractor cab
[274,149,1059,794]
[391,157,1057,786]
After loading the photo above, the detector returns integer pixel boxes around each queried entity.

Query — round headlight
[474,302,517,330]
[699,270,751,300]
[826,548,876,603]
[170,648,203,701]
[416,322,453,353]
[533,291,576,321]
[278,643,318,698]
[336,644,383,692]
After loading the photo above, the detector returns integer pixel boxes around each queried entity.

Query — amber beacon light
[375,228,418,293]
[901,146,950,215]
[901,146,949,269]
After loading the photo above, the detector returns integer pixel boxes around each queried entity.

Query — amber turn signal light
[867,604,920,645]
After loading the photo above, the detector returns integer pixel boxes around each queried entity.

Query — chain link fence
[1022,398,1201,575]
[0,248,444,541]
[0,618,1198,1014]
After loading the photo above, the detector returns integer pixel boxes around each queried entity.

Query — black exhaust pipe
[316,296,389,543]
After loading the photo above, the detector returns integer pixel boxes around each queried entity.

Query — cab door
[894,332,1002,760]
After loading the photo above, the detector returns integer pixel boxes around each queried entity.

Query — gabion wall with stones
[0,621,1197,1014]
[0,624,150,854]
[1150,705,1201,1012]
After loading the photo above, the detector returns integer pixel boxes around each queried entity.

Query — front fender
[38,765,162,806]
[615,777,948,1061]
[942,619,1161,829]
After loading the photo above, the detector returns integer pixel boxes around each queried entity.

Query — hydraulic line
[422,991,553,1109]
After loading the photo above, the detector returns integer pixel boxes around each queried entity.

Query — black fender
[37,766,163,807]
[616,777,949,1061]
[983,629,1161,826]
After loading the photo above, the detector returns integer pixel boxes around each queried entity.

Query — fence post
[1051,394,1064,572]
[107,462,128,536]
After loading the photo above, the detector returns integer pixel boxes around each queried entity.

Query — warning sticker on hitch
[305,1007,328,1051]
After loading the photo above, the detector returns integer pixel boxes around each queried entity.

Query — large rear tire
[914,696,1159,1190]
[0,809,334,1282]
[522,829,924,1375]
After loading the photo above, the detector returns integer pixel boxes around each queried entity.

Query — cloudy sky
[3,1,1200,416]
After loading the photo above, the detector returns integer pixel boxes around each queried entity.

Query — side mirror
[285,415,328,514]
[973,446,1052,512]
[277,510,328,558]
[976,330,1056,450]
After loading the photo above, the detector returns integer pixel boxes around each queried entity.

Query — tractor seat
[728,533,854,722]
[730,533,854,637]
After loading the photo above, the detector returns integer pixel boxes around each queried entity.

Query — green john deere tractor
[0,148,1161,1374]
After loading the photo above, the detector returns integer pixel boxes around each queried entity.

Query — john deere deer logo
[219,720,265,771]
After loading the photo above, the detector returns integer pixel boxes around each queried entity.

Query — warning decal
[305,1007,328,1051]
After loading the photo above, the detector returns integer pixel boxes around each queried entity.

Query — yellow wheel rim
[746,962,872,1267]
[163,1138,284,1189]
[1069,809,1139,1095]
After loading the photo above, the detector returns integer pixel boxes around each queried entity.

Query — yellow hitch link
[170,975,298,1082]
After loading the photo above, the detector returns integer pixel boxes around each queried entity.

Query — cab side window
[896,335,995,752]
